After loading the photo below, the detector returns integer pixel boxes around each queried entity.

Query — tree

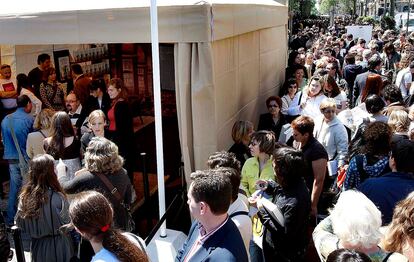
[390,0,395,16]
[319,0,355,15]
[289,0,316,18]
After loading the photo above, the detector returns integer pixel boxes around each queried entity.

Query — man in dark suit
[176,170,248,262]
[71,64,91,106]
[65,92,89,138]
[351,54,383,108]
[88,78,111,116]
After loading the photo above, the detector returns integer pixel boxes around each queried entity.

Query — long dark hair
[47,111,75,158]
[18,154,65,219]
[16,73,30,95]
[322,74,341,98]
[69,191,148,262]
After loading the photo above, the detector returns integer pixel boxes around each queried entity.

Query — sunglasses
[323,109,336,114]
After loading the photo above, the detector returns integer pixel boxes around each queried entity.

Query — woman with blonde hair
[382,192,414,261]
[388,110,410,145]
[228,120,254,166]
[81,109,107,152]
[288,75,328,119]
[57,136,134,231]
[26,108,55,158]
[314,98,348,178]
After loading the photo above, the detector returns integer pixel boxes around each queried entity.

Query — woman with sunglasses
[288,75,328,120]
[258,96,286,140]
[281,78,299,119]
[241,131,276,262]
[314,99,348,179]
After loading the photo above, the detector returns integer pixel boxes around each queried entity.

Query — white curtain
[174,42,216,185]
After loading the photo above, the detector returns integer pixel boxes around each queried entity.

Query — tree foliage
[319,0,355,15]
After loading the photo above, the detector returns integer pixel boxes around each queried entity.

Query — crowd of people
[0,53,143,261]
[2,18,414,261]
[186,23,414,262]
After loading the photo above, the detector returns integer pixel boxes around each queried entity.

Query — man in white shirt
[396,61,414,98]
[176,170,248,262]
[0,64,18,115]
[206,151,252,255]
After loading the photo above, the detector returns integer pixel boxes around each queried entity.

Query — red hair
[361,74,383,103]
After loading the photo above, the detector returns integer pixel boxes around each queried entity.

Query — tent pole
[150,0,167,238]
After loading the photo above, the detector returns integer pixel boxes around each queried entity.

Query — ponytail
[102,229,148,262]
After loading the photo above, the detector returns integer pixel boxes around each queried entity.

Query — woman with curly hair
[69,191,148,262]
[15,154,73,262]
[382,192,414,261]
[343,122,392,190]
[57,136,133,231]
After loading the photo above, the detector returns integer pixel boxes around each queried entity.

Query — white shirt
[396,67,412,98]
[20,88,42,116]
[288,91,327,119]
[228,194,252,257]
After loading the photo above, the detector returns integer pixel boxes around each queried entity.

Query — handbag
[7,116,29,180]
[95,173,135,232]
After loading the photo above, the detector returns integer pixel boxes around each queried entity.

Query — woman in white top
[288,75,328,119]
[322,74,347,113]
[17,73,42,117]
[281,78,298,116]
[26,109,55,159]
[314,99,348,177]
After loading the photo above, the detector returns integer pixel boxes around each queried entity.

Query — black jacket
[258,180,311,262]
[228,142,251,167]
[257,113,286,140]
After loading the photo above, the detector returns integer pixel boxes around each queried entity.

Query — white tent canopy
[0,0,286,44]
[0,0,288,184]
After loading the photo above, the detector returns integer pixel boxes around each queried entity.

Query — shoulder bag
[7,116,29,180]
[95,173,135,232]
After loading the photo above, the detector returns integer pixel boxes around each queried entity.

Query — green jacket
[241,157,275,197]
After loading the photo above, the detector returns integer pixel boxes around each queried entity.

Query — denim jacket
[1,108,34,160]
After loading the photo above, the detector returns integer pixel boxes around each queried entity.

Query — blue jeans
[7,163,22,225]
[249,240,264,262]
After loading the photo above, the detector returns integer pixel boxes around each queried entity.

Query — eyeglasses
[268,104,279,108]
[322,109,336,114]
